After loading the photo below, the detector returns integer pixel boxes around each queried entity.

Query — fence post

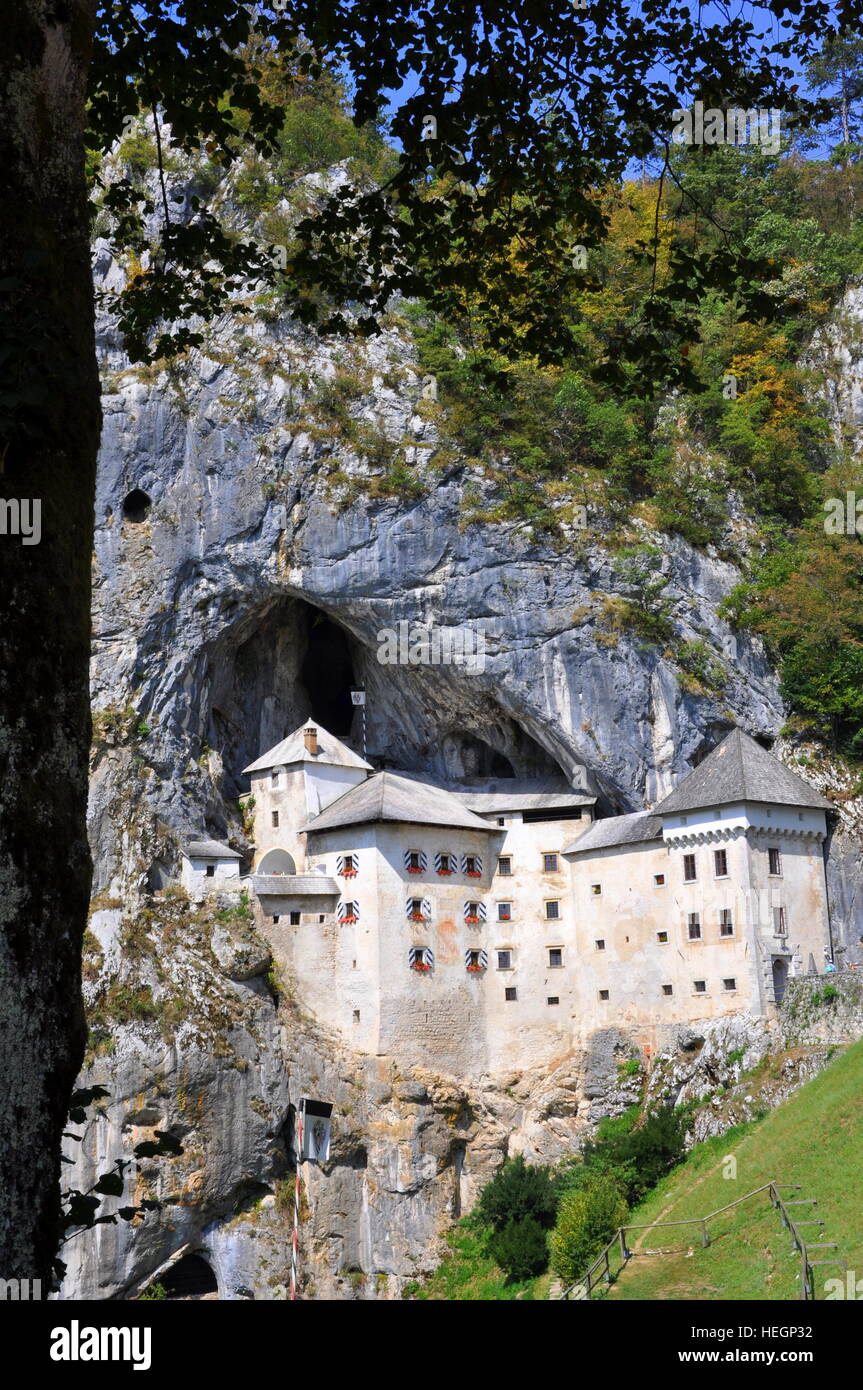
[604,1248,611,1284]
[701,1220,710,1248]
[619,1228,627,1261]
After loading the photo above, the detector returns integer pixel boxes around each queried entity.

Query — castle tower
[242,721,372,873]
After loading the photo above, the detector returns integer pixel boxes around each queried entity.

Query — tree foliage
[549,1173,629,1286]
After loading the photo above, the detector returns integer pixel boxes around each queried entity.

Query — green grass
[604,1039,863,1301]
[405,1220,553,1301]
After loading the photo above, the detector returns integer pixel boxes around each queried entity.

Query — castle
[182,723,833,1073]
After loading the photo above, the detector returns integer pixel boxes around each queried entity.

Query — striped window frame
[337,900,359,924]
[465,949,488,972]
[463,901,487,923]
[405,849,428,873]
[406,897,431,921]
[462,853,483,877]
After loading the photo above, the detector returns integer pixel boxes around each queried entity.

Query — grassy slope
[406,1222,554,1301]
[606,1039,863,1301]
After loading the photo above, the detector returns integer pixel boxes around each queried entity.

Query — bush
[574,1103,689,1205]
[476,1154,558,1234]
[549,1173,629,1285]
[489,1217,549,1282]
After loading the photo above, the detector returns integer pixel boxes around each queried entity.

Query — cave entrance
[159,1253,219,1300]
[300,611,356,736]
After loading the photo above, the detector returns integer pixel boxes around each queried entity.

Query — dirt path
[630,1156,729,1254]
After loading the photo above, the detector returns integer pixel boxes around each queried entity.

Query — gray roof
[184,839,243,860]
[436,777,595,813]
[564,811,663,856]
[252,874,339,897]
[652,729,833,816]
[302,771,497,835]
[243,722,371,775]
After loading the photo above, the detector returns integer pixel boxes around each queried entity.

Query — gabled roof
[243,722,372,775]
[302,771,497,835]
[652,729,833,816]
[184,839,242,860]
[564,811,663,856]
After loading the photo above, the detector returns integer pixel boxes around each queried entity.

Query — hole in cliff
[300,611,356,736]
[159,1253,218,1300]
[122,488,152,523]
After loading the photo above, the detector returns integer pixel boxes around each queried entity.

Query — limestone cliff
[63,245,863,1299]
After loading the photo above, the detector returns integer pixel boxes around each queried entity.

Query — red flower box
[410,913,426,922]
[467,965,483,973]
[437,868,453,876]
[342,868,357,878]
[340,914,357,924]
[412,961,431,972]
[465,916,480,924]
[407,866,423,874]
[466,870,482,878]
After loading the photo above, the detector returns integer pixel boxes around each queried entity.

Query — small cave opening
[122,489,152,524]
[158,1253,218,1300]
[300,610,356,736]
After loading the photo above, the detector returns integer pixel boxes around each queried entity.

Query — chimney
[303,726,318,756]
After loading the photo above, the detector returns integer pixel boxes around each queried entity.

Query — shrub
[821,984,839,1004]
[549,1173,629,1285]
[475,1154,558,1234]
[489,1217,549,1282]
[574,1104,689,1205]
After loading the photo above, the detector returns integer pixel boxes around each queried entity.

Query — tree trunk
[0,0,99,1283]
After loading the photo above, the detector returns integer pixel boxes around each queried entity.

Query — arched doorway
[772,957,789,1004]
[257,848,296,875]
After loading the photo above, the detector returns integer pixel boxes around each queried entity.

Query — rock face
[70,253,863,1299]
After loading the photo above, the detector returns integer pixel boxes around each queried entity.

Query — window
[497,902,512,921]
[688,913,701,941]
[768,847,782,876]
[408,898,426,921]
[591,883,601,896]
[407,850,422,873]
[353,1009,360,1023]
[409,946,433,972]
[654,873,665,886]
[290,911,300,925]
[496,950,513,970]
[271,810,279,829]
[318,915,325,923]
[464,854,482,877]
[548,948,563,968]
[723,977,737,992]
[693,980,707,994]
[497,817,505,827]
[662,984,673,996]
[599,989,609,1001]
[465,901,483,923]
[543,853,559,873]
[271,769,280,788]
[505,986,518,1002]
[205,864,215,878]
[545,900,560,920]
[595,939,606,951]
[719,909,734,938]
[465,949,487,973]
[272,914,279,924]
[338,901,360,924]
[497,856,512,876]
[773,906,787,935]
[547,996,560,1006]
[656,930,668,944]
[340,852,357,877]
[713,849,728,878]
[436,852,455,875]
[683,853,697,882]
